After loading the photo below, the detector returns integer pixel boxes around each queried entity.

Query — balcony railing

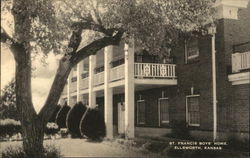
[94,71,104,86]
[110,64,125,82]
[134,63,176,78]
[80,77,89,89]
[232,51,250,73]
[83,63,177,87]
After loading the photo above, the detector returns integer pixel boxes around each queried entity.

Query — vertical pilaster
[77,62,83,102]
[88,55,96,108]
[67,71,72,106]
[124,39,135,138]
[104,46,113,139]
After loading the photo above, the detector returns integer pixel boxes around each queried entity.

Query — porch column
[88,55,96,108]
[67,71,72,106]
[104,46,113,139]
[77,61,83,102]
[124,39,135,138]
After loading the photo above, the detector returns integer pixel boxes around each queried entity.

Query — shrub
[80,107,106,141]
[0,119,21,138]
[226,135,249,152]
[48,105,61,123]
[165,120,192,140]
[66,102,87,138]
[55,104,71,129]
[45,122,59,136]
[2,144,62,158]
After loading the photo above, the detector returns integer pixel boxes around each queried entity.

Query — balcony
[64,62,177,95]
[232,51,250,73]
[134,63,176,79]
[110,64,125,82]
[228,51,250,85]
[94,71,104,86]
[80,77,89,90]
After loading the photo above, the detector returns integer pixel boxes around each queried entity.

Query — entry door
[118,102,125,134]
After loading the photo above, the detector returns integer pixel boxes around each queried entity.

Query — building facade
[59,0,250,140]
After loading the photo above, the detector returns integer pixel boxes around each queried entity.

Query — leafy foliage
[66,102,87,138]
[226,135,249,152]
[0,119,21,137]
[55,104,71,129]
[0,80,19,120]
[48,105,61,123]
[44,122,59,136]
[2,144,62,158]
[80,107,106,141]
[2,0,215,56]
[165,120,192,140]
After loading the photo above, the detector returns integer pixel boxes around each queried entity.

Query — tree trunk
[22,116,45,158]
[13,43,45,157]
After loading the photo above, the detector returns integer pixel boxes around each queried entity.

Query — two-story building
[59,0,250,141]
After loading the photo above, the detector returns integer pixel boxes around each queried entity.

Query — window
[135,55,143,63]
[71,76,77,82]
[95,66,104,73]
[137,100,146,125]
[159,98,169,126]
[72,65,77,77]
[111,58,124,67]
[81,73,89,79]
[83,63,89,72]
[81,62,89,79]
[185,38,199,63]
[186,95,200,126]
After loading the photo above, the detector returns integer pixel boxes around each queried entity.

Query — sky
[1,46,61,113]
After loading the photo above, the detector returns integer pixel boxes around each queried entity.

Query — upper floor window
[95,66,104,74]
[72,65,77,77]
[185,38,199,63]
[71,76,77,82]
[111,58,124,68]
[136,55,143,63]
[83,63,89,73]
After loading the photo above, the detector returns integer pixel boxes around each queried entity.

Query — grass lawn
[0,138,160,157]
[1,137,249,158]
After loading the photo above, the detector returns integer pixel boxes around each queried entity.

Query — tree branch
[70,29,124,64]
[1,27,25,61]
[72,21,118,37]
[38,30,124,122]
[1,27,15,43]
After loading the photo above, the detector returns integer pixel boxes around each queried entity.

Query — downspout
[209,25,217,141]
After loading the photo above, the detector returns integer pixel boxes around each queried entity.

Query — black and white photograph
[1,0,249,157]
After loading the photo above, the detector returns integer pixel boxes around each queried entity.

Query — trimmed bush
[226,135,249,152]
[80,107,106,141]
[165,120,192,140]
[48,105,61,123]
[66,102,87,138]
[2,144,62,158]
[55,104,71,129]
[45,122,59,136]
[0,119,21,138]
